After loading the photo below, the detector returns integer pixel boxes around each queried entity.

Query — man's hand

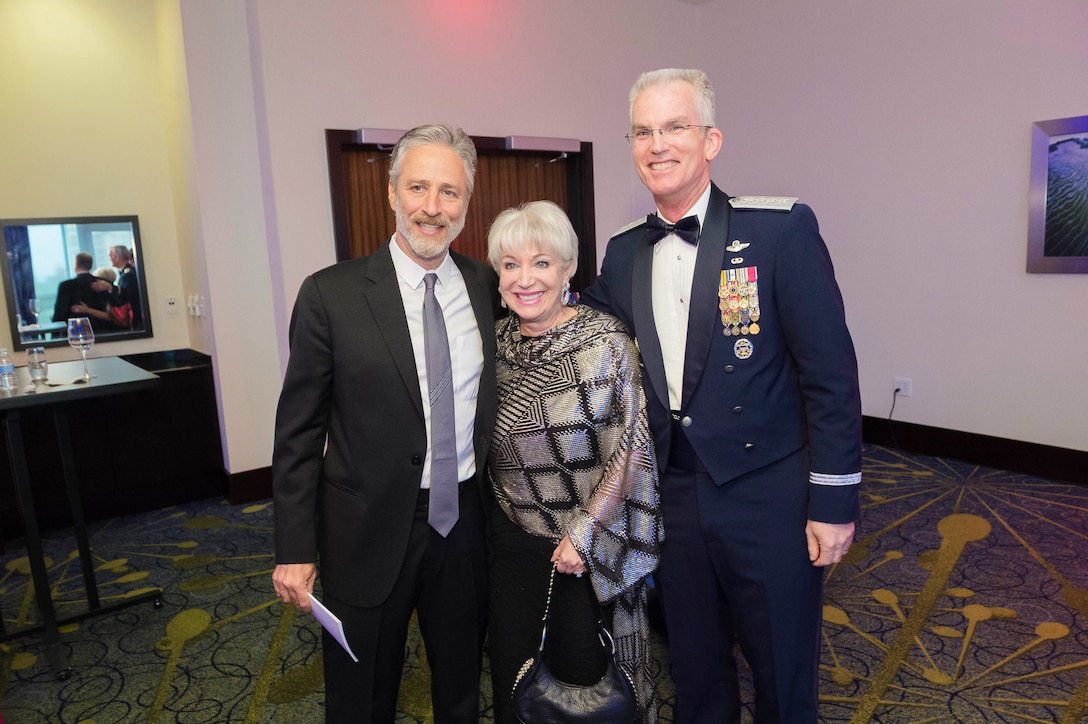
[91,279,112,293]
[805,520,854,567]
[551,535,587,577]
[272,562,317,612]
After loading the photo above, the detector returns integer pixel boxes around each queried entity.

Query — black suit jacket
[52,273,108,323]
[581,184,862,523]
[272,242,500,607]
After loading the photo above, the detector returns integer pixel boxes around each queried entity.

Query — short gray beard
[394,200,466,263]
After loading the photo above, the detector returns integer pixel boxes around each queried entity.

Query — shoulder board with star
[610,217,650,240]
[729,196,798,212]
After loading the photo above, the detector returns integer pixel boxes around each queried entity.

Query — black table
[0,357,163,678]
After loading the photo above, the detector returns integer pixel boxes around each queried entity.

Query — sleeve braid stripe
[810,471,861,486]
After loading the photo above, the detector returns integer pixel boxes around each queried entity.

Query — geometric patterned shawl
[490,305,664,722]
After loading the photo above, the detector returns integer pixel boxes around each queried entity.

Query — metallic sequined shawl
[491,305,663,722]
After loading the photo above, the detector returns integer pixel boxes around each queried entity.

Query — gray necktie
[423,273,458,536]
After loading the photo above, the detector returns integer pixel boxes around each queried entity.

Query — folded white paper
[307,592,359,662]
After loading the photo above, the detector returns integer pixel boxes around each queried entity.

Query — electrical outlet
[894,377,912,398]
[165,296,179,315]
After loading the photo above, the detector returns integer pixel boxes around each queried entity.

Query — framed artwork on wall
[1027,115,1088,273]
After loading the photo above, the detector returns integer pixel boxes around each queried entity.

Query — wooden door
[326,130,597,292]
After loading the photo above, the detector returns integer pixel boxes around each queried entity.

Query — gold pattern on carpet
[819,449,1088,723]
[1,446,1087,722]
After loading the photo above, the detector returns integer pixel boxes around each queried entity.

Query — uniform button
[411,455,423,466]
[724,365,735,373]
[681,416,693,427]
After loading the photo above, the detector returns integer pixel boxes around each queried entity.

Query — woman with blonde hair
[486,200,663,722]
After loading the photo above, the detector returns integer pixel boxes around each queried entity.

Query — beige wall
[0,0,191,358]
[241,0,1088,452]
[2,0,1086,477]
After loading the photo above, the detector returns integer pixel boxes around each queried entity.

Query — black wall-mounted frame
[0,215,154,350]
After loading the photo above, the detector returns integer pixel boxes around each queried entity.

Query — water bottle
[0,348,16,391]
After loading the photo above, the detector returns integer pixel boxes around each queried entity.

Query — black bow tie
[645,214,700,246]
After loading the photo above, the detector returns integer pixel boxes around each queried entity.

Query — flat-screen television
[0,215,153,350]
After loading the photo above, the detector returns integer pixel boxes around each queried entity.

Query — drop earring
[499,290,507,309]
[561,282,571,306]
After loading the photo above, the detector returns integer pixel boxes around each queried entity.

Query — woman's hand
[70,302,110,323]
[551,535,587,577]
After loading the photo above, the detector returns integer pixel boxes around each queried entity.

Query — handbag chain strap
[536,563,558,651]
[536,563,616,655]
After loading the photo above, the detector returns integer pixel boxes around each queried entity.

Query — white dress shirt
[389,238,484,488]
[651,184,711,411]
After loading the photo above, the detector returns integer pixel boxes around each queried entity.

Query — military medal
[746,267,759,304]
[746,267,760,325]
[722,267,763,339]
[720,271,737,334]
[726,269,741,341]
[719,272,732,333]
[734,338,754,359]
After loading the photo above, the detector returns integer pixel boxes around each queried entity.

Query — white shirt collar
[388,235,455,289]
[656,183,712,226]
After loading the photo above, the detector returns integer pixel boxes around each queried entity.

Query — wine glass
[28,298,40,324]
[67,317,95,380]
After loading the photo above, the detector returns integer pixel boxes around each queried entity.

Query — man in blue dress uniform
[581,68,863,723]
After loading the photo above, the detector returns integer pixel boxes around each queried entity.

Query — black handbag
[511,564,638,724]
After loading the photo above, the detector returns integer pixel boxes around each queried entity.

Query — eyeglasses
[625,124,712,144]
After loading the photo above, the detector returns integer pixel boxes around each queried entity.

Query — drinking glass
[27,346,48,382]
[28,298,40,323]
[67,317,95,380]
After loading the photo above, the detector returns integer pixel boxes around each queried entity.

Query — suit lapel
[631,231,671,413]
[364,243,424,416]
[681,184,730,409]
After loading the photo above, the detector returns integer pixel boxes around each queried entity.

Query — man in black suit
[272,125,500,723]
[53,252,109,324]
[581,69,863,723]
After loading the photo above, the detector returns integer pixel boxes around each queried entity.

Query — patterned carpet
[0,445,1086,723]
